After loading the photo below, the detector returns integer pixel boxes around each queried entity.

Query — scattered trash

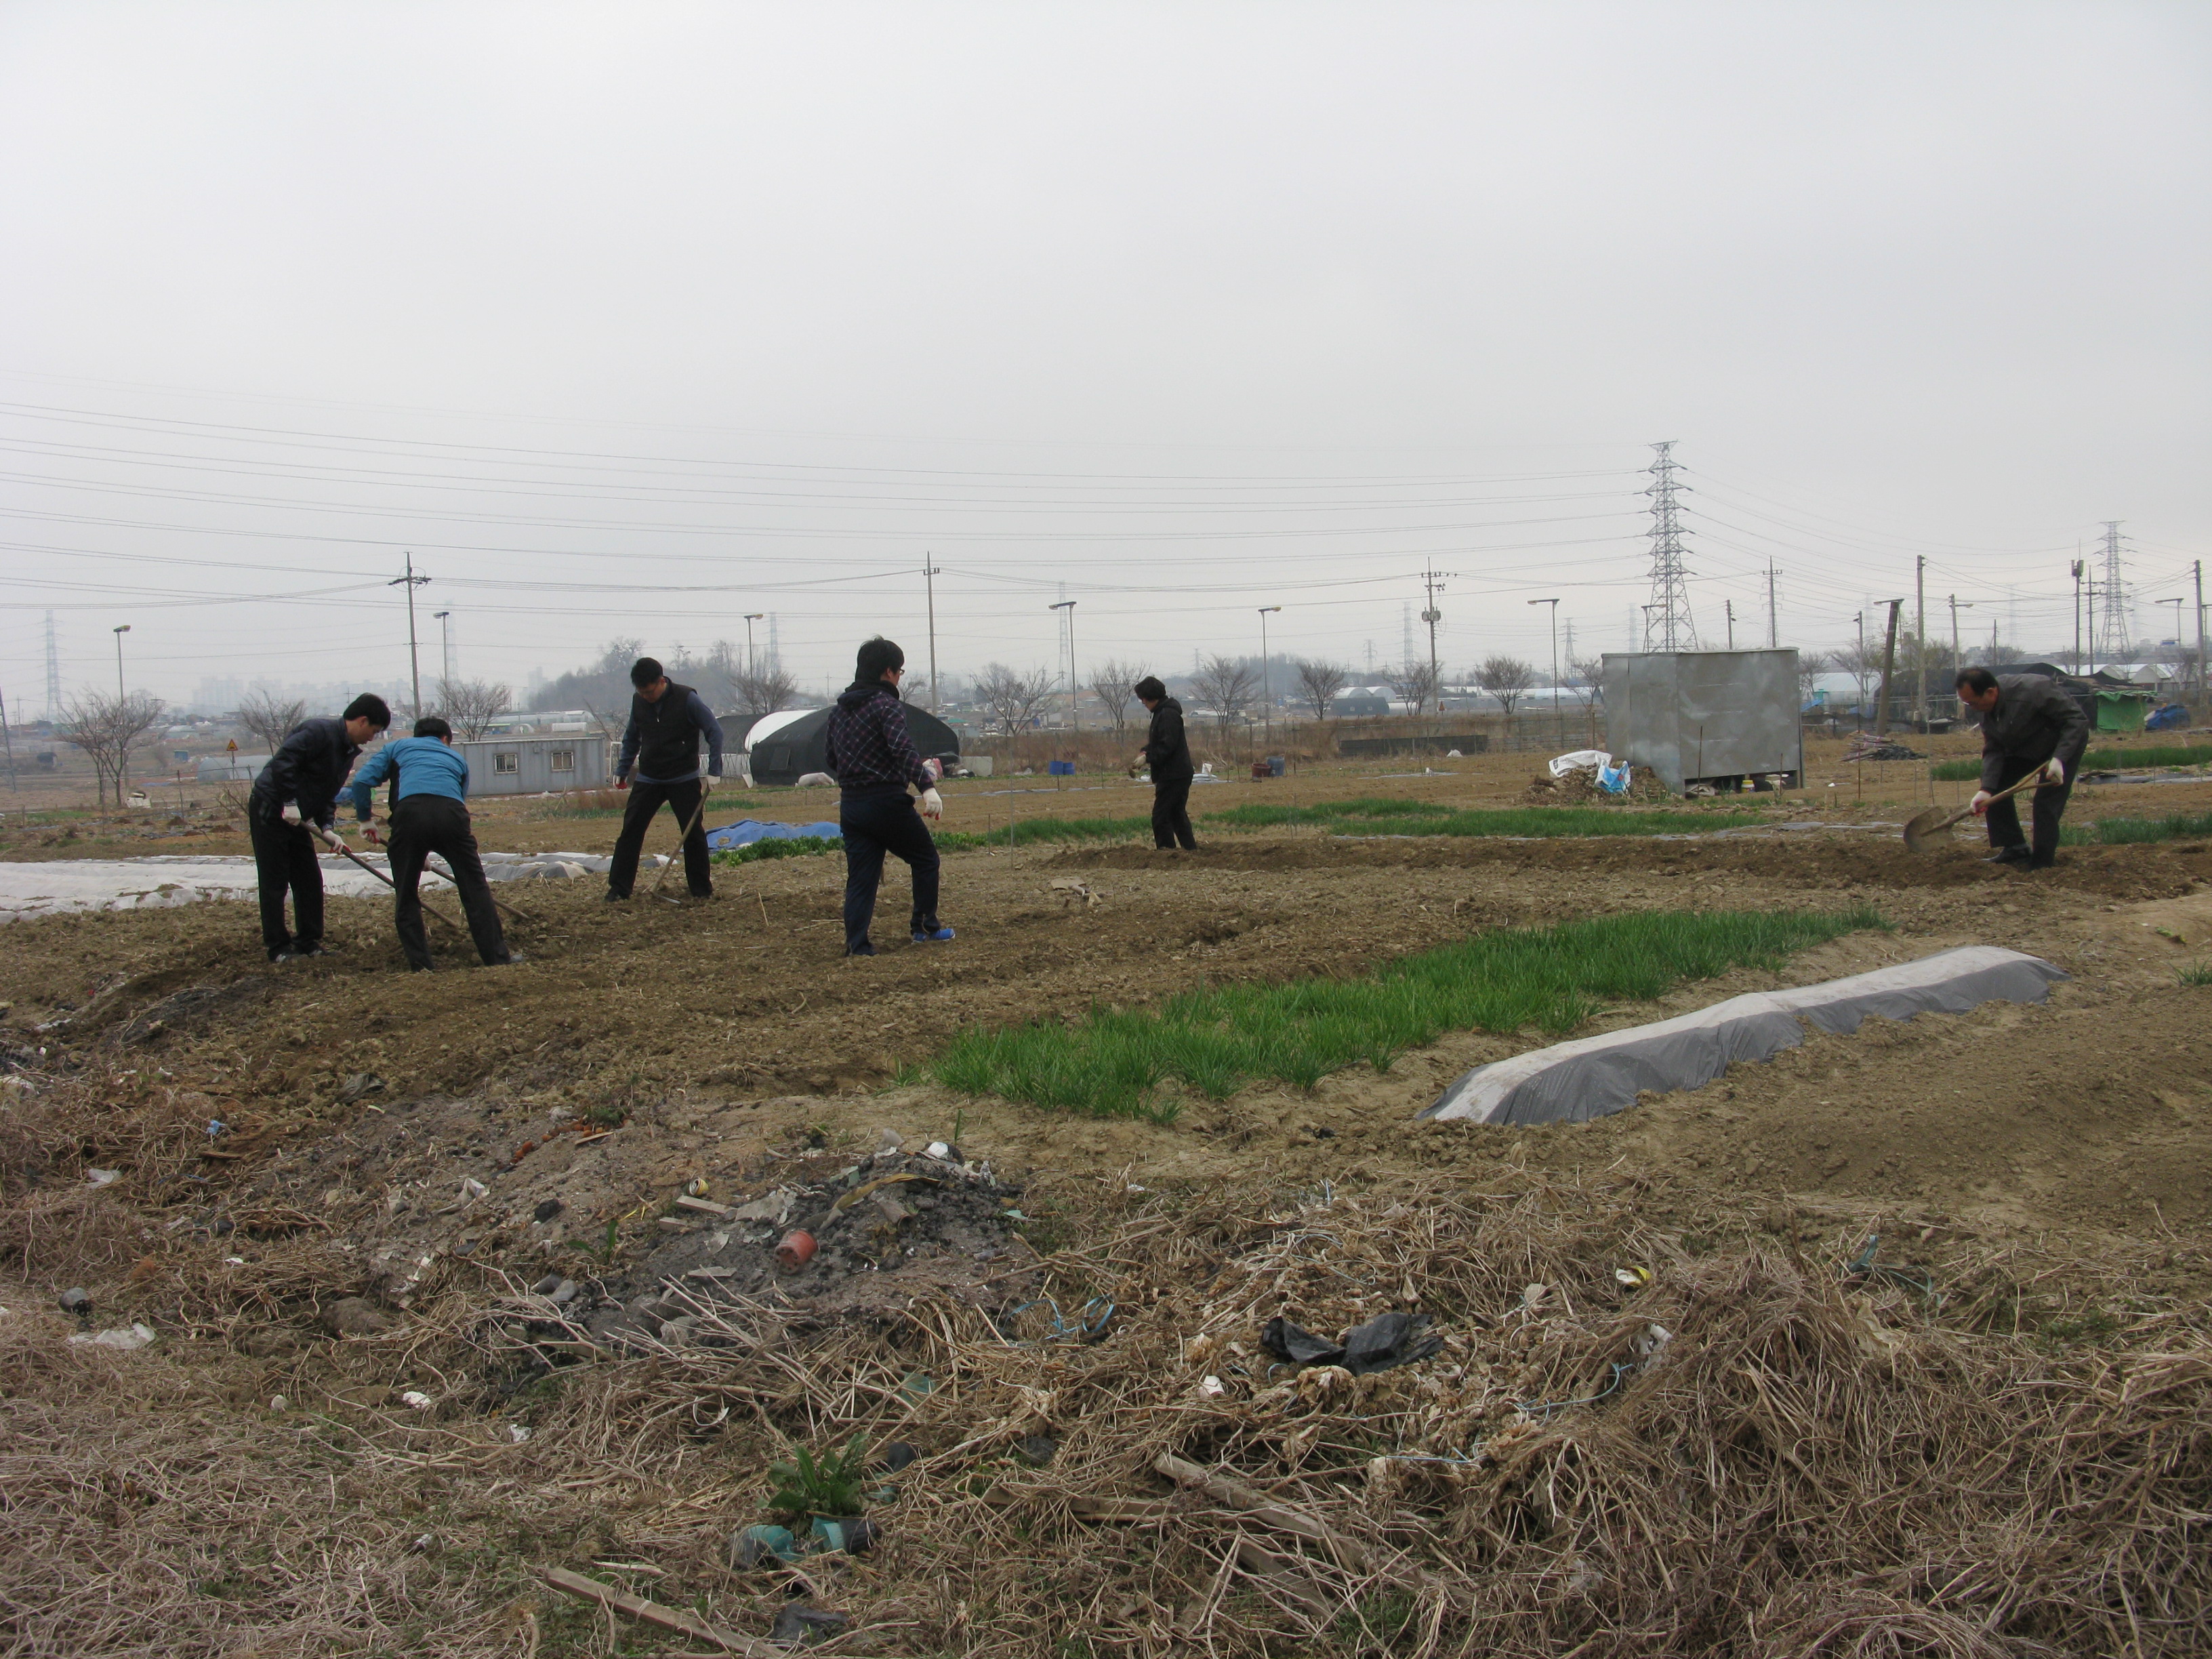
[1636,1324,1674,1369]
[879,1441,918,1471]
[1521,1283,1550,1310]
[85,1167,121,1187]
[684,1176,712,1197]
[1842,733,1924,762]
[70,1323,156,1350]
[925,1140,960,1162]
[401,1390,434,1410]
[509,1424,531,1443]
[775,1229,819,1269]
[1548,748,1613,778]
[1199,1374,1228,1398]
[1615,1266,1652,1287]
[1049,878,1099,908]
[461,1177,487,1200]
[1259,1310,1442,1376]
[770,1605,850,1647]
[269,1395,287,1412]
[58,1287,91,1315]
[734,1523,803,1568]
[810,1515,877,1554]
[533,1198,563,1223]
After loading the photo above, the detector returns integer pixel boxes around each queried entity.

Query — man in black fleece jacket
[823,637,947,957]
[606,655,724,901]
[246,693,390,960]
[1956,666,2089,869]
[1133,675,1197,851]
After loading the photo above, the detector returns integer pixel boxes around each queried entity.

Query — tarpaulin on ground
[1420,946,2068,1127]
[705,819,842,851]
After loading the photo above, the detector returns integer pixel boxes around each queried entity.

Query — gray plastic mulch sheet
[1420,946,2068,1128]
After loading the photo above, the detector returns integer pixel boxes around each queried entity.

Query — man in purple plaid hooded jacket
[823,636,951,957]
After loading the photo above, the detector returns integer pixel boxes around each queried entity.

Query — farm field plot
[2,757,2209,1657]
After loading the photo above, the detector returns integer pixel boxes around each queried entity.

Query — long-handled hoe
[648,790,716,907]
[312,824,470,934]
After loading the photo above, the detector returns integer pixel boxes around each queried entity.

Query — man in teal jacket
[348,716,520,970]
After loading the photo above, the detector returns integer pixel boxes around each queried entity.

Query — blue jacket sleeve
[689,691,724,777]
[347,746,394,820]
[616,706,640,780]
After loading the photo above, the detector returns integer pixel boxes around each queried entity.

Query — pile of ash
[571,1141,1041,1349]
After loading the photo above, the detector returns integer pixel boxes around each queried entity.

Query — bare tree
[1795,649,1834,710]
[1294,658,1348,722]
[60,689,167,806]
[437,678,512,741]
[972,663,1057,735]
[235,689,306,755]
[1980,642,2028,668]
[1565,655,1606,713]
[1385,659,1439,718]
[1832,640,1883,711]
[1192,655,1259,733]
[729,663,803,730]
[1088,659,1141,735]
[1475,655,1536,726]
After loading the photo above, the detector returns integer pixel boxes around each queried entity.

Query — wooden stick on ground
[312,827,468,935]
[537,1565,779,1656]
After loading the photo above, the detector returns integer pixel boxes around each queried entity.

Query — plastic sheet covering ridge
[1420,946,2068,1127]
[704,818,842,851]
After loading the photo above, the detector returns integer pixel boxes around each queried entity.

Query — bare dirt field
[2,738,2207,1657]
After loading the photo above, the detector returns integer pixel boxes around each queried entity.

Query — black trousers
[607,777,712,898]
[1985,754,2072,864]
[1151,775,1197,850]
[386,795,510,969]
[248,811,325,956]
[840,786,940,951]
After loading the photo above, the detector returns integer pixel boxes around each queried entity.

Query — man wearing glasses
[823,636,948,957]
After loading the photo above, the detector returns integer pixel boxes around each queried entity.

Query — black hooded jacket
[1142,697,1195,783]
[248,718,363,828]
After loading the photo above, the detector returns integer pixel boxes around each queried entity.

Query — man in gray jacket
[1954,667,2090,869]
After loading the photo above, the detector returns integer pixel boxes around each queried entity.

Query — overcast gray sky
[2,1,2206,711]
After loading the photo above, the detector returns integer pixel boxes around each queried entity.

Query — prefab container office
[454,734,609,796]
[1601,650,1803,795]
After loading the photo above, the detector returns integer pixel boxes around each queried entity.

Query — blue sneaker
[911,925,956,945]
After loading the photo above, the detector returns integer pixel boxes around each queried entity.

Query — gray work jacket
[1975,674,2089,792]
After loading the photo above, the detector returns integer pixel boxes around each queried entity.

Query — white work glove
[919,787,944,821]
[1969,790,1993,815]
[700,773,716,795]
[323,829,350,855]
[279,802,303,827]
[2040,758,2066,785]
[361,819,384,847]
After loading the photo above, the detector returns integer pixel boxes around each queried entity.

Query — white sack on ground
[1420,946,2068,1127]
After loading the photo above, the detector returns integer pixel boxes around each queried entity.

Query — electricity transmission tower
[43,611,60,720]
[2094,521,2131,666]
[1641,442,1699,651]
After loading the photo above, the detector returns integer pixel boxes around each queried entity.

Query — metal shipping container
[1601,650,1803,795]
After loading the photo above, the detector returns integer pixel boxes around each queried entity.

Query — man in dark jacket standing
[247,693,391,960]
[1133,675,1197,851]
[1956,666,2090,869]
[607,656,724,901]
[823,637,947,957]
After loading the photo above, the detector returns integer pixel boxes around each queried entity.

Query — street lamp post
[1049,600,1078,745]
[1527,598,1560,746]
[434,611,452,689]
[742,614,764,679]
[1256,606,1281,747]
[112,624,131,800]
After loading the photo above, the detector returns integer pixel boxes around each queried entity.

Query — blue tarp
[2146,703,2188,731]
[705,818,842,851]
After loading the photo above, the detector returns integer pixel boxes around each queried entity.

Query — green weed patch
[710,835,843,867]
[2060,811,2212,846]
[933,905,1887,1119]
[1933,743,2212,783]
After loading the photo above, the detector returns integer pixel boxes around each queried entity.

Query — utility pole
[388,553,430,716]
[1420,565,1446,722]
[434,611,453,687]
[1528,597,1560,745]
[2072,559,2085,671]
[0,686,15,792]
[43,611,60,722]
[1049,600,1078,739]
[112,624,131,800]
[2196,560,2207,699]
[1875,600,1903,738]
[922,561,941,712]
[1724,600,1736,649]
[2159,598,2184,678]
[1256,606,1281,745]
[1855,611,1866,729]
[1641,441,1699,651]
[1948,595,1973,697]
[1914,554,1927,731]
[1765,565,1780,648]
[742,614,764,679]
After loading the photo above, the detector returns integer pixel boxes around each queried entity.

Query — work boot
[911,925,956,945]
[493,951,528,967]
[845,941,877,958]
[603,890,629,903]
[1982,846,2032,865]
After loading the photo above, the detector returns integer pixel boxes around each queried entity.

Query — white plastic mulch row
[0,852,615,920]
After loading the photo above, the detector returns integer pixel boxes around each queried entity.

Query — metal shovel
[1901,768,2051,855]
